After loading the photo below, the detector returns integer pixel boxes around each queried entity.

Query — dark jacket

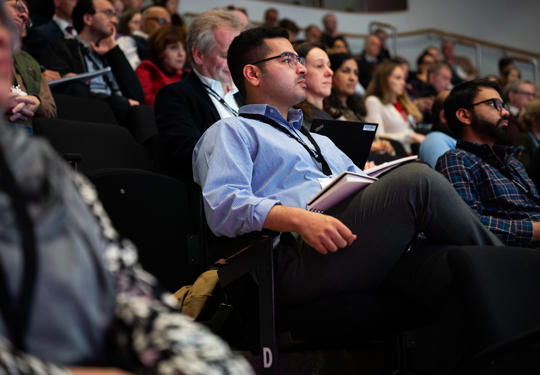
[154,71,243,181]
[39,38,144,103]
[23,20,64,59]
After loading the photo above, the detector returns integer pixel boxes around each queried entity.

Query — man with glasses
[194,27,501,312]
[154,9,244,181]
[437,79,540,247]
[38,0,144,125]
[504,79,538,142]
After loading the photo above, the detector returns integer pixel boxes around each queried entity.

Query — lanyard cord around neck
[0,145,38,351]
[202,83,239,117]
[240,112,332,176]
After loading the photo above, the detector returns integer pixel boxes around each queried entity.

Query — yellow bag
[174,269,219,320]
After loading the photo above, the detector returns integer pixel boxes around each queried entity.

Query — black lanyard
[240,112,332,176]
[202,84,239,117]
[0,145,38,351]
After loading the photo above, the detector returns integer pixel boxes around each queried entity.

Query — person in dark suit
[39,0,145,126]
[154,8,244,181]
[24,0,77,61]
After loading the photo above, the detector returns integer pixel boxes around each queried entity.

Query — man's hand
[128,99,139,106]
[532,222,540,242]
[370,139,395,155]
[263,205,356,255]
[91,31,116,55]
[42,69,61,82]
[6,92,40,121]
[410,132,425,144]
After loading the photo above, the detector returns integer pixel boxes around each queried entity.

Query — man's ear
[243,64,262,88]
[455,108,472,125]
[192,46,204,67]
[83,13,93,28]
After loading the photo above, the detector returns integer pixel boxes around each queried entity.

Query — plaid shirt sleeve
[436,151,533,246]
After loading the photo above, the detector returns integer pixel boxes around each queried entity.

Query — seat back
[33,118,151,173]
[89,168,203,292]
[53,93,118,125]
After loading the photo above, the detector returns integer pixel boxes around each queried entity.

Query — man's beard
[470,113,509,144]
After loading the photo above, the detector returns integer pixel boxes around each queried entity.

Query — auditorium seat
[33,118,151,173]
[53,93,119,125]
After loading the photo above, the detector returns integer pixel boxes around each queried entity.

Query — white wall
[178,0,540,81]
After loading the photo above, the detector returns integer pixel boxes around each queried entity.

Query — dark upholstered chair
[89,168,204,292]
[53,93,118,125]
[33,118,151,174]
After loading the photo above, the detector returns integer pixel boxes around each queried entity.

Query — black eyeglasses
[8,0,32,27]
[98,9,116,19]
[468,98,509,113]
[517,90,537,99]
[248,52,305,69]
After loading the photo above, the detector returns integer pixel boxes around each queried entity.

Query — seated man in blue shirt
[193,27,501,308]
[436,79,540,247]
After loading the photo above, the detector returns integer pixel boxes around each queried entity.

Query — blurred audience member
[118,6,170,69]
[24,0,77,61]
[111,0,124,18]
[485,74,500,83]
[225,5,249,29]
[407,51,434,98]
[263,7,278,27]
[326,34,348,54]
[419,90,456,167]
[154,0,184,26]
[441,40,478,84]
[514,99,540,173]
[122,0,143,12]
[504,79,537,142]
[320,12,338,48]
[136,25,187,105]
[500,65,521,90]
[498,57,515,78]
[278,18,299,41]
[304,24,321,43]
[5,0,56,131]
[118,9,141,36]
[373,28,391,60]
[356,34,383,88]
[417,62,452,124]
[154,9,244,181]
[425,46,441,62]
[365,60,424,154]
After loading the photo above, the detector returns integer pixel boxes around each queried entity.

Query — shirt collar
[239,104,304,130]
[457,140,515,159]
[53,15,73,34]
[193,68,238,97]
[509,105,520,116]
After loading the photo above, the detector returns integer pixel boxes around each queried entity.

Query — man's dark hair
[294,41,326,58]
[444,79,502,138]
[416,51,432,68]
[72,0,95,33]
[227,26,289,99]
[498,57,514,75]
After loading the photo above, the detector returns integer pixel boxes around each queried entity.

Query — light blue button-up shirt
[193,104,362,238]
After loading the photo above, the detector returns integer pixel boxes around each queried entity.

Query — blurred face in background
[165,0,178,14]
[304,47,333,102]
[161,41,185,72]
[54,0,77,21]
[5,0,29,37]
[388,65,406,100]
[127,12,141,34]
[332,58,358,98]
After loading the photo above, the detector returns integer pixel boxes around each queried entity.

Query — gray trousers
[276,162,502,307]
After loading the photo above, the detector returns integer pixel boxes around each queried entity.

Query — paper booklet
[47,67,112,87]
[306,155,418,212]
[363,155,418,178]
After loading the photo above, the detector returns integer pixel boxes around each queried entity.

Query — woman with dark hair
[118,9,142,36]
[365,59,424,153]
[135,25,188,105]
[294,42,334,129]
[324,53,366,121]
